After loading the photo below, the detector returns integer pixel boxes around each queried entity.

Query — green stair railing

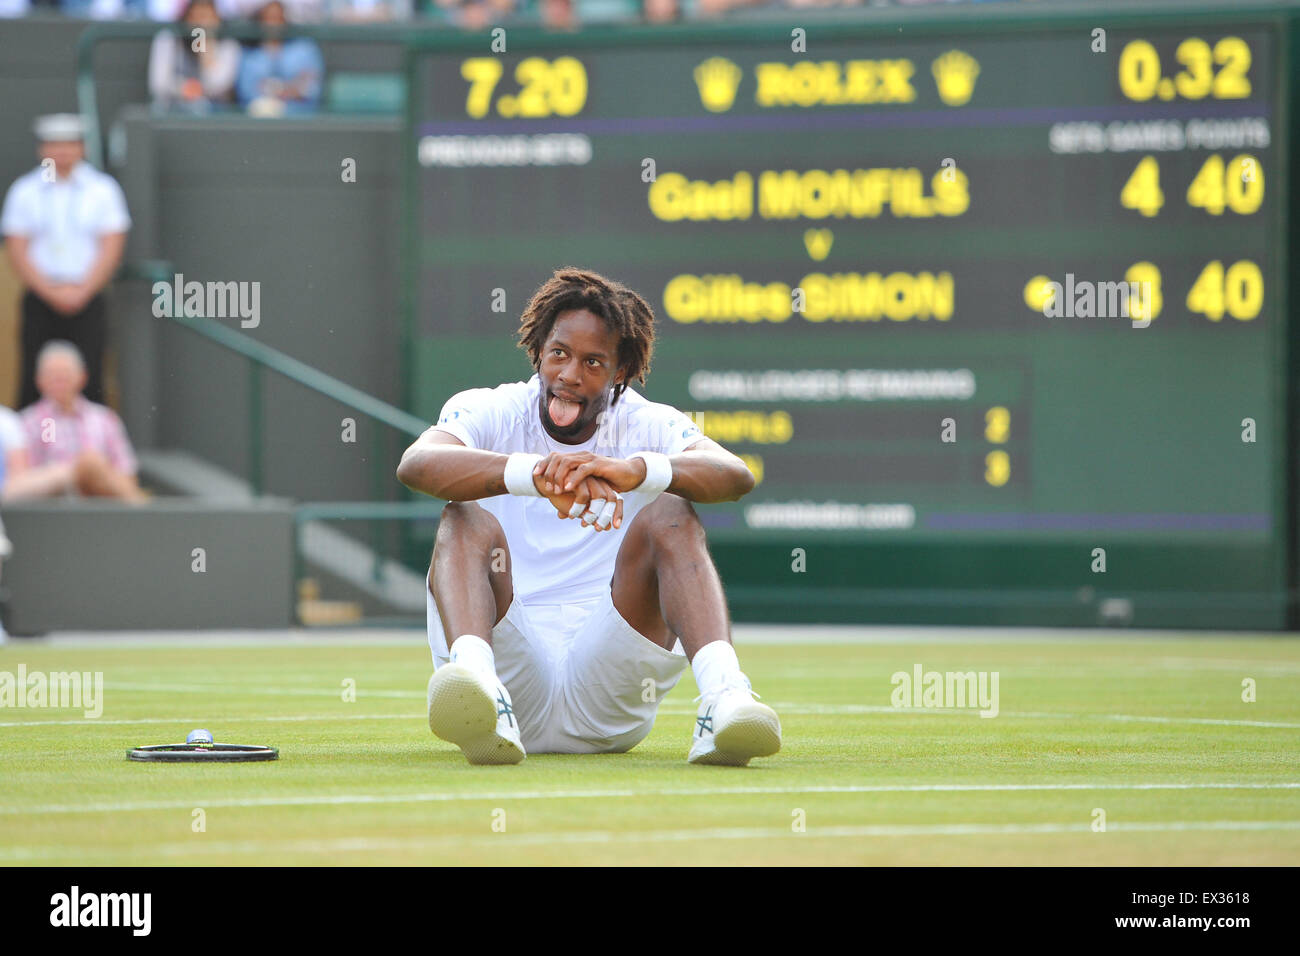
[124,259,438,621]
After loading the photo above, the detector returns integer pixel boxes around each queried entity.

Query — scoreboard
[403,5,1297,627]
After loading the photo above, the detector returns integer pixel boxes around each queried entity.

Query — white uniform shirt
[432,373,704,606]
[0,406,26,454]
[0,161,131,284]
[148,0,249,18]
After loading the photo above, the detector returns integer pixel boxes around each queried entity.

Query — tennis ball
[186,728,214,748]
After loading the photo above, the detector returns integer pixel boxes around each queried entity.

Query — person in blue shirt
[236,1,325,116]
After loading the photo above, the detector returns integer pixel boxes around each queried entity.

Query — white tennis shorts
[426,579,688,754]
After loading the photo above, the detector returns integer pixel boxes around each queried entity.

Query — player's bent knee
[435,500,507,552]
[437,500,478,524]
[642,493,702,543]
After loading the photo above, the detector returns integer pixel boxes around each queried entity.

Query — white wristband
[504,452,544,497]
[629,452,672,497]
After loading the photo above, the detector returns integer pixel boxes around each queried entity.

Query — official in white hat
[1,112,131,407]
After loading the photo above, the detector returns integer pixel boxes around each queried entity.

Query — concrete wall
[2,499,294,632]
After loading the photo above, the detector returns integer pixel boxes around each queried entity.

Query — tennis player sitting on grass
[396,267,781,766]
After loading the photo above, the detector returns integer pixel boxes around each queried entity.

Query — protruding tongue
[549,394,581,427]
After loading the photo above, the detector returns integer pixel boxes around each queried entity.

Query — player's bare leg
[612,493,781,765]
[425,501,525,764]
[430,501,514,642]
[610,494,727,655]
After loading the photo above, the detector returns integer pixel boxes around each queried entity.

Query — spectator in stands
[1,113,131,409]
[540,0,574,29]
[693,0,861,15]
[0,403,36,502]
[1,394,81,503]
[280,0,325,21]
[642,0,677,23]
[149,0,242,111]
[695,0,773,14]
[0,402,23,644]
[148,0,188,18]
[326,0,411,21]
[17,342,146,503]
[237,0,326,115]
[58,0,129,17]
[149,0,261,18]
[0,509,8,644]
[433,0,515,30]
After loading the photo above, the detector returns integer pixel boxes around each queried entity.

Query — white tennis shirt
[0,161,131,284]
[432,373,705,605]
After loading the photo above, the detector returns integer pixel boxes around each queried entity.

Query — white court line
[1153,657,1300,674]
[3,819,1299,862]
[24,630,426,648]
[2,781,1297,817]
[0,713,414,728]
[1009,711,1300,729]
[106,682,419,699]
[4,701,1299,729]
[665,704,1300,728]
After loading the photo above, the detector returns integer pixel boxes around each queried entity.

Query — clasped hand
[531,452,646,532]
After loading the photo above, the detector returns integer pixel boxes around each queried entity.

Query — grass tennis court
[2,630,1297,866]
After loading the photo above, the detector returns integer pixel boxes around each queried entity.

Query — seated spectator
[237,1,325,116]
[433,0,514,30]
[59,0,128,18]
[541,0,574,29]
[0,403,34,502]
[149,0,242,112]
[642,0,677,23]
[0,403,21,643]
[326,0,410,21]
[17,342,147,504]
[543,0,574,28]
[280,0,325,21]
[148,0,188,18]
[149,0,253,18]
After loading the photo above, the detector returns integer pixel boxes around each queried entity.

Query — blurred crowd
[2,0,1032,113]
[2,114,144,511]
[0,112,146,637]
[0,0,1029,29]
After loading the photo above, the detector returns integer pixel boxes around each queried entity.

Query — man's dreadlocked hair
[516,267,655,407]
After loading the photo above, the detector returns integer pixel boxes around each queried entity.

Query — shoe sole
[426,664,525,765]
[690,701,782,767]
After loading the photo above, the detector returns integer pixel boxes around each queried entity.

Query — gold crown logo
[931,50,980,107]
[694,57,742,113]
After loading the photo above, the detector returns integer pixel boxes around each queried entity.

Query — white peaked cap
[33,113,86,143]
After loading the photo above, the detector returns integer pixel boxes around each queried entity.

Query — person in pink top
[17,340,147,503]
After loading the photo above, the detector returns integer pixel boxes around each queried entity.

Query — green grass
[1,633,1298,865]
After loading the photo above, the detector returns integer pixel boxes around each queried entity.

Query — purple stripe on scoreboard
[416,100,1270,139]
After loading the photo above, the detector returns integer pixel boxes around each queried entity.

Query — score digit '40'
[1121,154,1264,218]
[1115,261,1261,324]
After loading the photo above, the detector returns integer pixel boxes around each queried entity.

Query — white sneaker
[687,677,781,766]
[426,663,526,765]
